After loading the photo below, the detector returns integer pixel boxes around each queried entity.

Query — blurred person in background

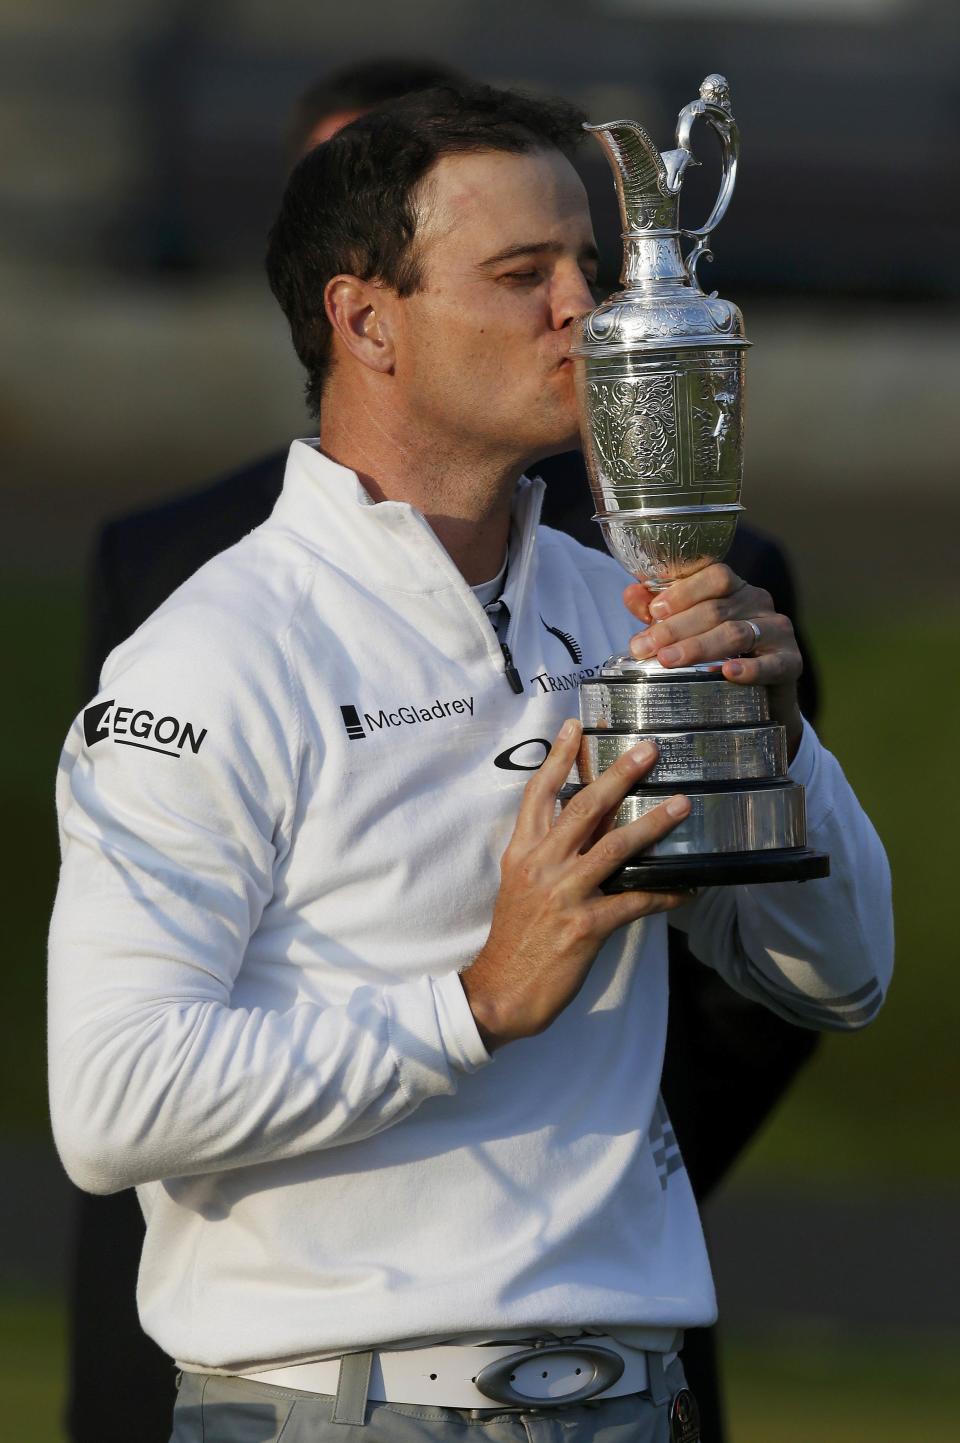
[72,60,822,1443]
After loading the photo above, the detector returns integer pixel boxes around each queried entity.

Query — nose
[551,264,597,331]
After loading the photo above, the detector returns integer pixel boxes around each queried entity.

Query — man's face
[388,146,599,467]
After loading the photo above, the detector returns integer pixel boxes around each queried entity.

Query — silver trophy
[569,75,828,889]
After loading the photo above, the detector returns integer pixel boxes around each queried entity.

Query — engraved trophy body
[569,75,829,889]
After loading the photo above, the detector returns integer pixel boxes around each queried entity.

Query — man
[77,61,821,1443]
[52,84,891,1442]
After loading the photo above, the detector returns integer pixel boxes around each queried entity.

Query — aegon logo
[82,699,207,758]
[493,737,551,771]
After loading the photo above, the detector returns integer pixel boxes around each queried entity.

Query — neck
[319,378,522,585]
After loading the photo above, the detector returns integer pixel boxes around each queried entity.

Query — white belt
[242,1336,675,1409]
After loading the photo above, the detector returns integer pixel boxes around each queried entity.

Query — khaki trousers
[169,1359,693,1443]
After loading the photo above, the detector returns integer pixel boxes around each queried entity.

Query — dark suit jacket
[71,445,820,1443]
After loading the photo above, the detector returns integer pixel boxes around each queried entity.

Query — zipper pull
[501,641,524,695]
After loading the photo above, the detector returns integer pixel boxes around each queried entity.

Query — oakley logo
[493,737,551,771]
[540,616,582,665]
[82,699,207,758]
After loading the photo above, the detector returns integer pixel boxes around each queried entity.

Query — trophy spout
[584,120,679,235]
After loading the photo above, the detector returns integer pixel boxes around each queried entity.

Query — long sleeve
[48,596,486,1199]
[673,722,893,1030]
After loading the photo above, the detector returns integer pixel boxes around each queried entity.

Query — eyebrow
[476,240,600,270]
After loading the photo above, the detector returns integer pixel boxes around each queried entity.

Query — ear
[324,275,395,375]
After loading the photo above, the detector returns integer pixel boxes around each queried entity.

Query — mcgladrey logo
[83,700,207,758]
[340,693,474,740]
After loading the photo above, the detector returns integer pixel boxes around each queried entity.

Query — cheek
[399,289,551,408]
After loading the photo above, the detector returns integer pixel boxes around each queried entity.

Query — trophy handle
[674,74,740,284]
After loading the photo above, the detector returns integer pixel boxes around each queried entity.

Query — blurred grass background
[741,612,960,1188]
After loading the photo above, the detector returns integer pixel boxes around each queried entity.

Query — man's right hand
[461,718,692,1051]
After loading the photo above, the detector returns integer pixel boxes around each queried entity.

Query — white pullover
[49,442,893,1373]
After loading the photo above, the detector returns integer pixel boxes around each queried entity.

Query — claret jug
[567,76,829,890]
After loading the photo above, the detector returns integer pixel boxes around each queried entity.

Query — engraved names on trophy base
[571,673,827,888]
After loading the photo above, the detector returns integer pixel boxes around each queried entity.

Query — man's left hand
[624,564,805,761]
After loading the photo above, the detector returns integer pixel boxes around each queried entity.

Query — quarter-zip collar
[271,441,543,592]
[269,440,545,691]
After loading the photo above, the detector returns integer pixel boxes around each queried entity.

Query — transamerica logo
[340,693,474,740]
[82,699,207,758]
[528,664,599,695]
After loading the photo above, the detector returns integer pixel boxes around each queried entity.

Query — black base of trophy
[601,848,830,893]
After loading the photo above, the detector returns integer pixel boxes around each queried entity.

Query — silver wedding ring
[743,619,762,652]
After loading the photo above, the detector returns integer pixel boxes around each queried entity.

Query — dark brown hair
[266,82,586,416]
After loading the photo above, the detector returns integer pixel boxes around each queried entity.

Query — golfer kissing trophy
[569,74,829,889]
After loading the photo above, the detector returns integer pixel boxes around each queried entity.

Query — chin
[523,422,582,467]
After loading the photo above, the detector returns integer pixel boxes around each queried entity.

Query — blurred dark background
[2,0,958,585]
[1,3,958,1439]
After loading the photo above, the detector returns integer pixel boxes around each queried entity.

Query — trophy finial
[699,74,732,112]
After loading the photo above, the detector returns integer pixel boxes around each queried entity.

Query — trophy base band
[600,848,830,893]
[572,672,829,890]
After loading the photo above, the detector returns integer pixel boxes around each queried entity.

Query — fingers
[624,570,751,624]
[631,607,749,664]
[576,792,691,891]
[637,623,799,686]
[587,886,693,933]
[543,739,660,859]
[632,614,792,670]
[721,649,800,687]
[720,611,802,686]
[512,717,582,845]
[624,567,800,682]
[643,564,751,618]
[630,576,769,647]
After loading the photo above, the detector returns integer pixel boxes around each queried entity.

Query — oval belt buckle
[474,1342,625,1408]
